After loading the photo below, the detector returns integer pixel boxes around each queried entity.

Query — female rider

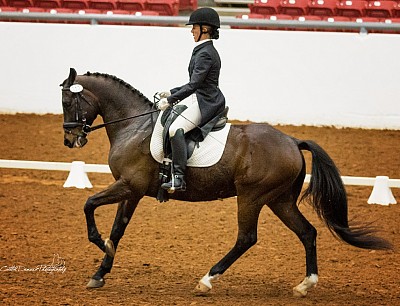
[157,7,226,192]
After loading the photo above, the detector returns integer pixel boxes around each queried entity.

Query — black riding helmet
[186,7,221,29]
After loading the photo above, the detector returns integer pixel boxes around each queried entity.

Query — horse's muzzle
[64,134,88,148]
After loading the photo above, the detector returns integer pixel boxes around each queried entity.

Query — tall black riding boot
[161,128,187,192]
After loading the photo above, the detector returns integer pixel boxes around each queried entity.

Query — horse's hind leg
[268,196,318,297]
[194,196,263,294]
[87,198,139,288]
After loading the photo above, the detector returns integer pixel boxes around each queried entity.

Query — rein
[87,109,160,133]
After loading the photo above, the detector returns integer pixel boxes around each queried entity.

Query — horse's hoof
[193,281,211,296]
[293,286,307,297]
[86,278,105,289]
[292,274,318,297]
[104,238,115,258]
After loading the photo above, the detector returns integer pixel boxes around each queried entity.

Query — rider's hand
[159,91,171,98]
[158,98,170,111]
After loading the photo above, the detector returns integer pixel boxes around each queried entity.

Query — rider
[157,7,226,192]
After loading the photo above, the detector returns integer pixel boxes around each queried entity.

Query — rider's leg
[161,95,201,192]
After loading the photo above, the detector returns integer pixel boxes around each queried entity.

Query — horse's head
[61,68,98,148]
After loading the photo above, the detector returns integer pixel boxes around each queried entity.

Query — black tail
[298,140,392,251]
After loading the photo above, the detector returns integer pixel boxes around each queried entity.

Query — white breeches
[169,94,202,137]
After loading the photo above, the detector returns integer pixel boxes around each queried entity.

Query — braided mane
[85,71,152,104]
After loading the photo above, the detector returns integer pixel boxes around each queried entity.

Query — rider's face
[191,24,201,42]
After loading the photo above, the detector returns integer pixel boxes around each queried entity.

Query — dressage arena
[0,113,399,305]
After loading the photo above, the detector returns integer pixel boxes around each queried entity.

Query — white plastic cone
[367,176,396,205]
[63,161,93,189]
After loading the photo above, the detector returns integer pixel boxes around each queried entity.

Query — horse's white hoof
[194,281,211,296]
[292,274,318,297]
[86,278,105,289]
[104,238,115,258]
[293,286,308,297]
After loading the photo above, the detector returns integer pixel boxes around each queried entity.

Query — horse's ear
[67,68,77,86]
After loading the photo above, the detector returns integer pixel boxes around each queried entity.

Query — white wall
[1,22,399,129]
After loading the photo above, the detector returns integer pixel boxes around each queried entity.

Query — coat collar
[193,40,213,54]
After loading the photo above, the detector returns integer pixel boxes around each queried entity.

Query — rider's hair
[203,25,219,40]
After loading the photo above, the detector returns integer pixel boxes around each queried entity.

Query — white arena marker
[367,176,396,205]
[63,161,93,189]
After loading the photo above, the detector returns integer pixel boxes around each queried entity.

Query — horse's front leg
[84,179,133,255]
[87,197,139,289]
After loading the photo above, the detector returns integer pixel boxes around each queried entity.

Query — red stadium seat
[393,2,400,17]
[0,5,18,10]
[146,0,179,15]
[232,13,265,29]
[6,0,34,8]
[250,0,281,16]
[62,0,89,10]
[279,0,309,16]
[308,0,338,17]
[34,0,61,8]
[116,0,146,12]
[0,0,7,5]
[365,0,396,18]
[336,0,367,18]
[89,0,117,11]
[178,0,196,11]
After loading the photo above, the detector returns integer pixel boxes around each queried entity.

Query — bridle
[62,83,160,137]
[62,84,94,136]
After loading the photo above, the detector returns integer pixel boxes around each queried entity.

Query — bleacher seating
[146,0,179,15]
[1,0,400,33]
[117,0,146,11]
[89,0,117,11]
[280,0,309,16]
[249,0,282,16]
[62,0,89,10]
[336,0,367,18]
[34,0,61,8]
[178,0,196,11]
[365,0,396,18]
[308,0,337,16]
[6,0,34,8]
[394,2,400,17]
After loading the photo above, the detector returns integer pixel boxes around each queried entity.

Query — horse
[61,68,392,297]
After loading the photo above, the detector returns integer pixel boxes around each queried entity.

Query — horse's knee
[84,197,96,215]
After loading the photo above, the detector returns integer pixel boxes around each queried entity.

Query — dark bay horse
[61,68,392,297]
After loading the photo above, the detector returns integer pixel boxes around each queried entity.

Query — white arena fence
[0,159,398,205]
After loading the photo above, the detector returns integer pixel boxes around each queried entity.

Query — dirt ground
[0,114,399,306]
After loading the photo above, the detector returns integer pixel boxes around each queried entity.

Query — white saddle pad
[150,111,231,167]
